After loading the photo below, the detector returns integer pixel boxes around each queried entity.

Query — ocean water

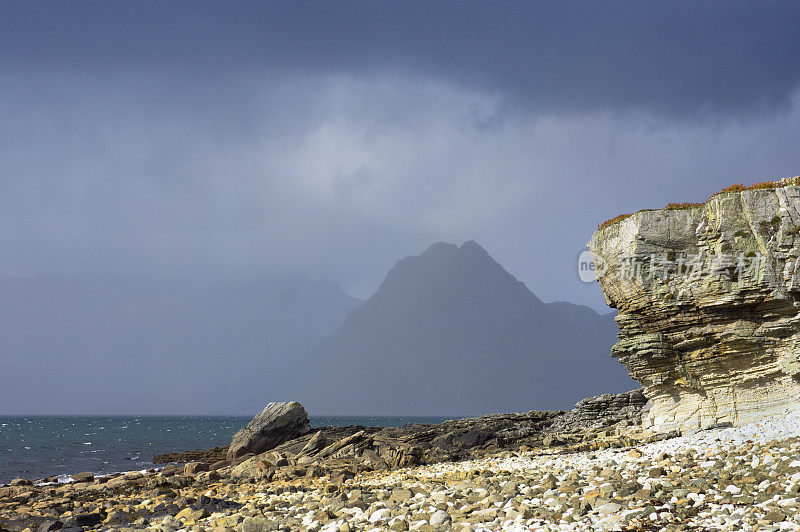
[0,415,451,484]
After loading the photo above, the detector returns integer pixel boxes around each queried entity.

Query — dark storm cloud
[1,0,800,306]
[3,1,800,118]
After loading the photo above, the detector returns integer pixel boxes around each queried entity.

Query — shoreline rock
[227,402,311,461]
[152,391,648,484]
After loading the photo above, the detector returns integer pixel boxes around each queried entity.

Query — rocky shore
[4,401,800,531]
[0,392,653,532]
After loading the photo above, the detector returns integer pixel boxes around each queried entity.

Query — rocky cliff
[589,176,800,433]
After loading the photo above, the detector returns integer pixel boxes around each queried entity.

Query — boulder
[62,513,104,529]
[71,472,94,483]
[589,176,800,433]
[227,401,310,461]
[35,520,62,532]
[184,462,209,476]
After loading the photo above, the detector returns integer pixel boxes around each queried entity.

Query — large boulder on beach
[227,401,310,461]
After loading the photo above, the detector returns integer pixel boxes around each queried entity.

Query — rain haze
[2,1,800,414]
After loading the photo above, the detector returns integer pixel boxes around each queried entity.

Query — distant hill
[0,274,361,414]
[300,241,635,416]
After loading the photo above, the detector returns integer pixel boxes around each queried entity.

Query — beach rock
[227,401,310,461]
[298,431,328,457]
[209,459,228,470]
[61,513,103,528]
[545,389,646,435]
[153,445,228,465]
[104,475,130,489]
[35,520,62,532]
[589,176,800,433]
[70,472,93,483]
[184,462,208,475]
[175,507,209,523]
[429,509,452,527]
[242,516,276,532]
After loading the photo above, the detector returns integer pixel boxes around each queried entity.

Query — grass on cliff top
[597,175,800,232]
[665,202,704,210]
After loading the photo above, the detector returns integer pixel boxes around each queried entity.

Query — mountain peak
[376,241,531,304]
[305,241,634,415]
[376,240,520,295]
[420,240,487,256]
[460,239,484,251]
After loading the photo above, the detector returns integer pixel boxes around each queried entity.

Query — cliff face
[589,177,800,433]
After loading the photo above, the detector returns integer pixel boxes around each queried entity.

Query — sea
[0,415,452,484]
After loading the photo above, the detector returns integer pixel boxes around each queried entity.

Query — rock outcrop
[589,176,800,433]
[159,393,647,480]
[544,389,646,435]
[227,402,310,461]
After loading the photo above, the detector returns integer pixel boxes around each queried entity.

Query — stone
[104,475,129,489]
[369,508,391,523]
[184,462,209,475]
[70,472,93,483]
[298,431,328,456]
[242,516,277,532]
[305,465,325,478]
[197,470,221,482]
[589,176,800,433]
[175,507,209,522]
[61,513,103,528]
[429,509,452,527]
[627,449,644,458]
[764,510,786,523]
[210,459,228,470]
[596,502,623,514]
[227,402,310,461]
[35,521,62,532]
[390,488,413,502]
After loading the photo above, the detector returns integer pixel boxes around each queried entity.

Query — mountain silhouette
[300,241,635,415]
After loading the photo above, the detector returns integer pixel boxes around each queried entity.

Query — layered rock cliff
[589,176,800,433]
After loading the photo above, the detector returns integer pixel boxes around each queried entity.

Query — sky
[2,1,800,309]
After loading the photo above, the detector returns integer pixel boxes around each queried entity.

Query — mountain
[299,241,635,416]
[0,274,361,414]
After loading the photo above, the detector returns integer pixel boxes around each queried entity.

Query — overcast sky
[2,1,800,309]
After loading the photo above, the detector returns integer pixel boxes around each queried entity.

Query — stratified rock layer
[589,178,800,433]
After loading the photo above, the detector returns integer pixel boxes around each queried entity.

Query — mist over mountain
[1,242,634,416]
[0,275,361,415]
[300,241,635,416]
